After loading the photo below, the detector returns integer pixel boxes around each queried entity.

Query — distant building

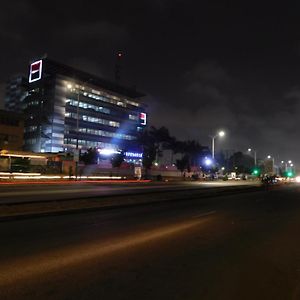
[23,58,147,153]
[5,76,28,112]
[0,109,24,151]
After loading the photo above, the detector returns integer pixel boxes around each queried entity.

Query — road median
[0,184,266,221]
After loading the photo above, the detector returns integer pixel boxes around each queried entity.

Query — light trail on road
[0,211,216,287]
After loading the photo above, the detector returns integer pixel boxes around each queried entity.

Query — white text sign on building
[29,60,43,83]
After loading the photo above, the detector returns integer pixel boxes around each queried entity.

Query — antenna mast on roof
[115,51,123,83]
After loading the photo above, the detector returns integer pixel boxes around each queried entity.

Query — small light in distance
[296,176,300,183]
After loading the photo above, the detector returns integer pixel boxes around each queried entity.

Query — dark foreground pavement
[1,184,300,299]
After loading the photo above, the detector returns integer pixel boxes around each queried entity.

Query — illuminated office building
[23,58,147,153]
[5,76,28,113]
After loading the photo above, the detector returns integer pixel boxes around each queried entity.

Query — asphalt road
[0,180,257,204]
[1,184,300,299]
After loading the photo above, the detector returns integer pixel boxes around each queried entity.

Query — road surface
[0,180,257,204]
[1,183,300,299]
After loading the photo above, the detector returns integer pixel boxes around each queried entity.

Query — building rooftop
[36,58,145,99]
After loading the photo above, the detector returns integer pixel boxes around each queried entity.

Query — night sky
[1,1,300,165]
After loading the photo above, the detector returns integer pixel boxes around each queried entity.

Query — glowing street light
[210,130,225,159]
[218,131,225,137]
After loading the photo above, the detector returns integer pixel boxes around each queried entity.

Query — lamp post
[67,79,92,179]
[281,160,288,172]
[210,130,225,159]
[247,148,257,166]
[267,155,275,174]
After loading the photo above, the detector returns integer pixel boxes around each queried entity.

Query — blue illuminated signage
[125,152,143,158]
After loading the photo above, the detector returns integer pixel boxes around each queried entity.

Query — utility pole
[210,130,225,159]
[115,52,123,83]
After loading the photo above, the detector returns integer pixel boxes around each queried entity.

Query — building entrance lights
[210,130,225,159]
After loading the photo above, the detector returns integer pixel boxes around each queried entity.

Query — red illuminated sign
[140,112,147,125]
[29,60,43,83]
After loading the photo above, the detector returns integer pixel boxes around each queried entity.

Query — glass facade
[23,58,147,153]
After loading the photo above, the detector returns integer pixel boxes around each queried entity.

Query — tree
[80,148,99,165]
[137,126,210,173]
[148,126,173,162]
[173,140,210,168]
[228,152,253,174]
[137,129,157,173]
[142,146,156,171]
[175,155,190,174]
[110,151,125,169]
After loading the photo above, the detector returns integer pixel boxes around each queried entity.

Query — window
[25,138,37,145]
[66,99,110,115]
[25,126,37,133]
[64,138,117,149]
[126,100,140,107]
[66,113,120,128]
[129,114,138,121]
[75,127,135,140]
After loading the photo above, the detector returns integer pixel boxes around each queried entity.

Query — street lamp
[247,148,257,166]
[67,79,92,179]
[281,160,288,172]
[266,155,275,174]
[67,79,93,149]
[66,84,80,150]
[210,130,225,159]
